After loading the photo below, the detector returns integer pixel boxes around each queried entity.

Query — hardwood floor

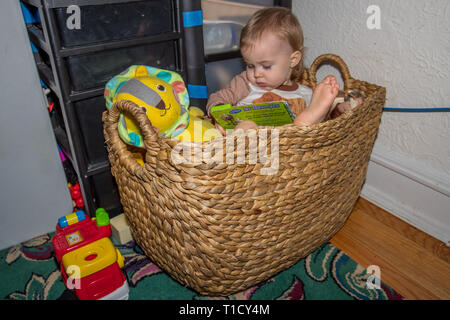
[330,197,450,300]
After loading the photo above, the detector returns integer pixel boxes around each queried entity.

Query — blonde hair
[240,7,305,82]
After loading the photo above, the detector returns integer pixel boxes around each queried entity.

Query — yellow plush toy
[105,66,220,164]
[115,75,182,136]
[175,106,219,143]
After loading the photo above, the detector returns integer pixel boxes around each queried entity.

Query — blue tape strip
[20,3,40,24]
[30,42,38,53]
[188,84,208,99]
[183,10,203,28]
[383,107,450,112]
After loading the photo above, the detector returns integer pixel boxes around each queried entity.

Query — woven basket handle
[308,54,353,91]
[107,99,159,146]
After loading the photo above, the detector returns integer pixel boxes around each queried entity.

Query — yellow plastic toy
[61,237,124,279]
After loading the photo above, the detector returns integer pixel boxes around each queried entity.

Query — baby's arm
[207,72,251,135]
[293,75,339,126]
[206,71,251,116]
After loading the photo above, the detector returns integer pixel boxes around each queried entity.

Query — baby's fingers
[215,122,227,136]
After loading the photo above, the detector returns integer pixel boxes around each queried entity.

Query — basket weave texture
[103,54,385,296]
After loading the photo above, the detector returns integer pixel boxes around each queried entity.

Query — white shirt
[238,82,313,107]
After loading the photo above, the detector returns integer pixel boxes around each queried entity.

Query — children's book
[210,101,295,130]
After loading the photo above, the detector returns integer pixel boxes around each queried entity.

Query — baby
[206,7,357,135]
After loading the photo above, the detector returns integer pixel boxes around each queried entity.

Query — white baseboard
[361,144,450,246]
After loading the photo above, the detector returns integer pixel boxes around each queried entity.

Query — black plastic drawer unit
[21,0,207,217]
[73,95,108,167]
[89,171,122,216]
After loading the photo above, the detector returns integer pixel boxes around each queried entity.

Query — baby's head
[240,7,305,86]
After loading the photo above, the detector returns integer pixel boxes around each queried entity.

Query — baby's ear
[290,51,302,68]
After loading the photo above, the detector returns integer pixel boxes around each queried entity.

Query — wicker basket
[103,54,385,296]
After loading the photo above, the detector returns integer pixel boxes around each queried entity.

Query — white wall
[293,0,449,244]
[0,1,73,249]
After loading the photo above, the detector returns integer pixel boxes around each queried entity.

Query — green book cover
[210,101,295,130]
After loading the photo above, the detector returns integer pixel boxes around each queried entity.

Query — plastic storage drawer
[53,0,173,47]
[66,40,178,91]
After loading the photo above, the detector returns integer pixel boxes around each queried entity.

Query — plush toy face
[115,76,181,133]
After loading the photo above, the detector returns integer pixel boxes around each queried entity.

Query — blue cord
[383,107,450,112]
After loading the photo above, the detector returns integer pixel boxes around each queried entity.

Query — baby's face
[242,31,299,91]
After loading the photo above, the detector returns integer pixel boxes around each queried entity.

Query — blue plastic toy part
[58,210,86,228]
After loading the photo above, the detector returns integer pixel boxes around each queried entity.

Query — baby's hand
[215,122,227,136]
[234,120,258,132]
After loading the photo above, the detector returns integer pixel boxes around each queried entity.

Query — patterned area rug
[0,233,403,300]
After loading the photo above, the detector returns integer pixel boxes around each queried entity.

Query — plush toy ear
[172,86,181,105]
[135,65,149,77]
